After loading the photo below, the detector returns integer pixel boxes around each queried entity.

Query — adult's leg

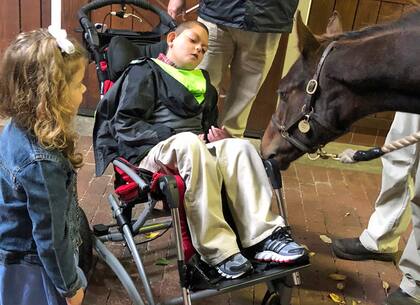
[197,18,234,91]
[207,138,285,248]
[333,113,420,260]
[139,132,239,265]
[219,29,281,137]
[359,113,420,253]
[398,164,420,300]
[383,164,420,304]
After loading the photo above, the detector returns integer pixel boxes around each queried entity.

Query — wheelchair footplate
[186,254,310,292]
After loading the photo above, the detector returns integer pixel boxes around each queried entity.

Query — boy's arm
[201,78,220,141]
[113,66,173,150]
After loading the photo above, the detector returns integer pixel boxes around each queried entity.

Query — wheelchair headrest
[107,36,168,82]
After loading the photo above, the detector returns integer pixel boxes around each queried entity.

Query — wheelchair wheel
[262,291,281,305]
[78,206,93,275]
[262,276,293,305]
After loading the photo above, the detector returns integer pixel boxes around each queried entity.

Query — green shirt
[152,58,207,104]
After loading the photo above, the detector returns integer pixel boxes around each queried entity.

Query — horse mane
[336,7,420,41]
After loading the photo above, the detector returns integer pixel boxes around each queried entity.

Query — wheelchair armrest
[263,158,283,190]
[156,175,180,209]
[112,159,149,192]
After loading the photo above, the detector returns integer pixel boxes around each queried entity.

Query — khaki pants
[400,138,420,300]
[197,18,281,138]
[139,132,284,265]
[359,112,420,299]
[359,112,418,253]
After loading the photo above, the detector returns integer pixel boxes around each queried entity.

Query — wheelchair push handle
[78,0,176,29]
[78,0,177,48]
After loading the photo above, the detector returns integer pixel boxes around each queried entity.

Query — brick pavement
[0,120,409,305]
[72,134,410,305]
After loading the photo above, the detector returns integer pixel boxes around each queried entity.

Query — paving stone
[77,142,406,305]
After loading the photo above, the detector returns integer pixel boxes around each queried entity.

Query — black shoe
[215,253,253,279]
[332,238,395,261]
[383,288,420,305]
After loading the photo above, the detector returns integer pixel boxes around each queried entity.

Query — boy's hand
[167,0,186,19]
[66,288,84,305]
[198,133,206,143]
[207,126,231,143]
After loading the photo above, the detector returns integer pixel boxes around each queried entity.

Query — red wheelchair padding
[150,172,195,263]
[113,163,195,262]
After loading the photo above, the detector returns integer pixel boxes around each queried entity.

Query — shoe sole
[254,250,304,263]
[332,243,395,262]
[216,268,247,279]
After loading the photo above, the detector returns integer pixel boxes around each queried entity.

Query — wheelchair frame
[91,158,309,305]
[77,1,309,303]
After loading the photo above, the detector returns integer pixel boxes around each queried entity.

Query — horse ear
[326,11,343,35]
[296,11,320,58]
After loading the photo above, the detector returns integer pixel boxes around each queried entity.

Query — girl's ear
[166,31,177,47]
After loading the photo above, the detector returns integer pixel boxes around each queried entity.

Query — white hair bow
[48,25,75,54]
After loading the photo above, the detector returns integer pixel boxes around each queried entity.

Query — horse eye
[278,91,288,101]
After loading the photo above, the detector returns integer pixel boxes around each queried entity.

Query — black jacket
[198,0,298,33]
[93,58,218,176]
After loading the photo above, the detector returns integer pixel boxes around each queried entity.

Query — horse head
[261,9,420,170]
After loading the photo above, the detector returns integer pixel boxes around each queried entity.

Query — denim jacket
[0,121,82,297]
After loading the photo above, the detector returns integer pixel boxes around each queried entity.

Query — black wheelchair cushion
[107,36,168,81]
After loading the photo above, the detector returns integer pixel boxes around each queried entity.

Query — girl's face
[68,60,87,113]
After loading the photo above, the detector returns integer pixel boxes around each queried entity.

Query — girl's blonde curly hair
[0,29,87,168]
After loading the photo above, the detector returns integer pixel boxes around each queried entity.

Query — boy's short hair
[175,20,209,35]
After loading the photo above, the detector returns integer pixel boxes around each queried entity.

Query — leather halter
[271,40,345,153]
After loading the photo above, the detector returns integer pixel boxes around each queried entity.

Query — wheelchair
[77,1,310,304]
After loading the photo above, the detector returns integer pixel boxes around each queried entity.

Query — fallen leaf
[329,273,347,281]
[351,300,357,305]
[345,212,351,217]
[155,258,170,266]
[329,293,345,304]
[382,281,390,296]
[320,234,332,244]
[337,282,345,290]
[309,252,316,257]
[144,232,160,239]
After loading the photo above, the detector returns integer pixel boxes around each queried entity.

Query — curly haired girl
[0,28,87,305]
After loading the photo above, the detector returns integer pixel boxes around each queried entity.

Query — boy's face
[166,24,208,70]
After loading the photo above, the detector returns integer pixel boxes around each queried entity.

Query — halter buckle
[306,79,318,95]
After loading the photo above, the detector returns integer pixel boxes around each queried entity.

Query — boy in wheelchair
[93,21,305,279]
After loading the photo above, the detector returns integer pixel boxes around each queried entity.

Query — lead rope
[307,131,420,163]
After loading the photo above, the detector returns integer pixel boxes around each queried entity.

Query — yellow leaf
[320,234,332,244]
[329,293,345,304]
[382,281,390,291]
[337,282,345,290]
[345,212,351,217]
[329,273,347,281]
[309,251,316,257]
[144,232,160,239]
